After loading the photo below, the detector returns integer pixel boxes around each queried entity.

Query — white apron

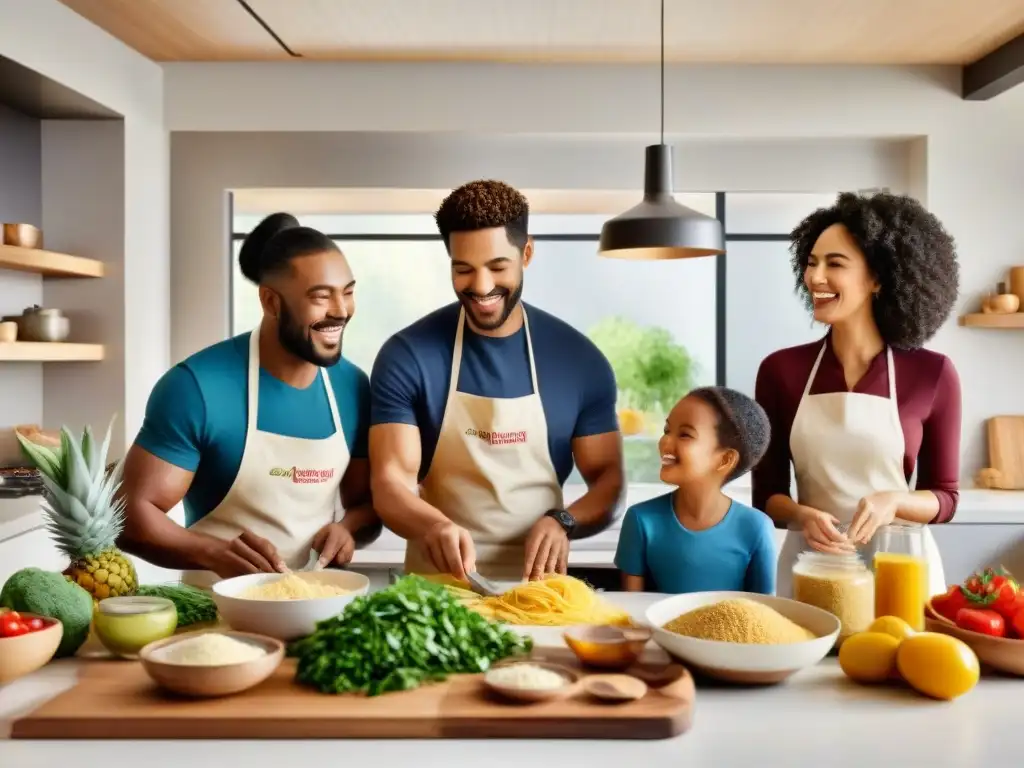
[775,341,945,599]
[404,307,564,581]
[183,321,350,589]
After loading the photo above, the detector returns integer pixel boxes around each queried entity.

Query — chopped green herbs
[288,575,532,696]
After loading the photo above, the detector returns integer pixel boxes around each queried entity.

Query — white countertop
[0,592,1020,767]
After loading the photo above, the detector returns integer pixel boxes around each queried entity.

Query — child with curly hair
[615,387,776,594]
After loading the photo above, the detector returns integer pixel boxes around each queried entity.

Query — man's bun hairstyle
[238,212,339,285]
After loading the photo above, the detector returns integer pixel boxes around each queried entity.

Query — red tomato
[1011,611,1024,640]
[26,617,44,631]
[0,615,28,637]
[956,607,1006,637]
[932,585,971,622]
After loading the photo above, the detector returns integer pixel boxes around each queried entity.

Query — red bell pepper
[932,584,971,623]
[955,607,1006,637]
[962,566,1021,619]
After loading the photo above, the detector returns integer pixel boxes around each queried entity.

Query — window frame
[228,191,813,502]
[229,191,795,386]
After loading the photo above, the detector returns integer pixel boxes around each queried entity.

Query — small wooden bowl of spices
[483,660,581,703]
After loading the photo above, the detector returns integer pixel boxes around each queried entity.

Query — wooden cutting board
[976,416,1024,490]
[11,648,694,740]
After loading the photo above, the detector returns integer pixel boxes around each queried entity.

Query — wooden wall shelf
[959,313,1024,329]
[0,245,104,278]
[0,342,105,362]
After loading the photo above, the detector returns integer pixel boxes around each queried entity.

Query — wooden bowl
[0,613,63,684]
[581,673,649,703]
[482,660,581,703]
[139,630,284,697]
[2,223,42,248]
[925,600,1024,676]
[563,624,652,670]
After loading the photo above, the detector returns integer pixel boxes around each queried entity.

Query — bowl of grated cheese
[139,630,284,697]
[212,570,370,641]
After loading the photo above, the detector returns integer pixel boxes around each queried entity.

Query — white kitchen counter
[4,484,1024,550]
[0,592,1019,767]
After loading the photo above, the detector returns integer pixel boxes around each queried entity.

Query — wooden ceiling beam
[963,32,1024,100]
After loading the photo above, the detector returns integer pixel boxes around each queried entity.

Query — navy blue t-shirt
[369,302,619,483]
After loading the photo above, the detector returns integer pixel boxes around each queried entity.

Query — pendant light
[598,0,725,260]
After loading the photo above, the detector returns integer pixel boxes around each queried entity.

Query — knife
[466,571,503,597]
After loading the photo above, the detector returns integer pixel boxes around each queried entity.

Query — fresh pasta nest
[438,574,633,627]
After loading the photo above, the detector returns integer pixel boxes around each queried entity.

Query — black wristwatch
[545,508,577,539]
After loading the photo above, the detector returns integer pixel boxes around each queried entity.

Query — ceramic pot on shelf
[16,305,70,342]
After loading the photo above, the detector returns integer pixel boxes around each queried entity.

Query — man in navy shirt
[370,180,625,582]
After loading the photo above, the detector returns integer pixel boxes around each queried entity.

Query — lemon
[869,616,916,641]
[896,632,980,700]
[838,631,902,684]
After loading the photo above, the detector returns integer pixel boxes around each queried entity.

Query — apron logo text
[268,466,337,484]
[464,428,529,446]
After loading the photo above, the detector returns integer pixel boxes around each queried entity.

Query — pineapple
[17,418,137,601]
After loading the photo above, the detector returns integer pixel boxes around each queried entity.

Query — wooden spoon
[582,674,648,703]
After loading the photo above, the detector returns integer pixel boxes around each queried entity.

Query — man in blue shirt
[118,213,380,587]
[370,180,625,582]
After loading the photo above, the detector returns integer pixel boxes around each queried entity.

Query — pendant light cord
[660,0,665,145]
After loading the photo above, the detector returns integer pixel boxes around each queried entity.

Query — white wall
[0,0,169,450]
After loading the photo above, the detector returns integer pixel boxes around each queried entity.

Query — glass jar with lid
[873,524,928,631]
[792,550,875,646]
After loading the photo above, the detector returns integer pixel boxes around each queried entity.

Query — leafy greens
[287,575,532,696]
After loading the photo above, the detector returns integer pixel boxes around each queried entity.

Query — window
[231,197,718,495]
[230,190,840,498]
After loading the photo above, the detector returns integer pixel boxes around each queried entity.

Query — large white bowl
[644,591,840,684]
[212,570,370,641]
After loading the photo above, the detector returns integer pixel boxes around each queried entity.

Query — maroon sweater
[752,333,962,524]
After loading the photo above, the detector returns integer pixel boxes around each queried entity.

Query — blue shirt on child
[614,493,777,595]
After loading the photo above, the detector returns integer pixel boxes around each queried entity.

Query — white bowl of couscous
[644,591,840,684]
[212,570,370,641]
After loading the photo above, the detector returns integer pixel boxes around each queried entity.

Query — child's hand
[799,506,855,555]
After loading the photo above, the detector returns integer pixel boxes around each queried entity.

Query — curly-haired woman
[752,192,962,599]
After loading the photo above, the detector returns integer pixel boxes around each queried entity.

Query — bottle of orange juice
[873,525,928,631]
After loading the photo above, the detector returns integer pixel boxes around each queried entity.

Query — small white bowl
[212,570,370,641]
[645,591,840,684]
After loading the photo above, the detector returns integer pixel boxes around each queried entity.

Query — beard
[277,298,346,367]
[459,277,524,332]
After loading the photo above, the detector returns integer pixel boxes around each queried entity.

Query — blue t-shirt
[369,302,618,483]
[134,333,370,528]
[614,493,777,595]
